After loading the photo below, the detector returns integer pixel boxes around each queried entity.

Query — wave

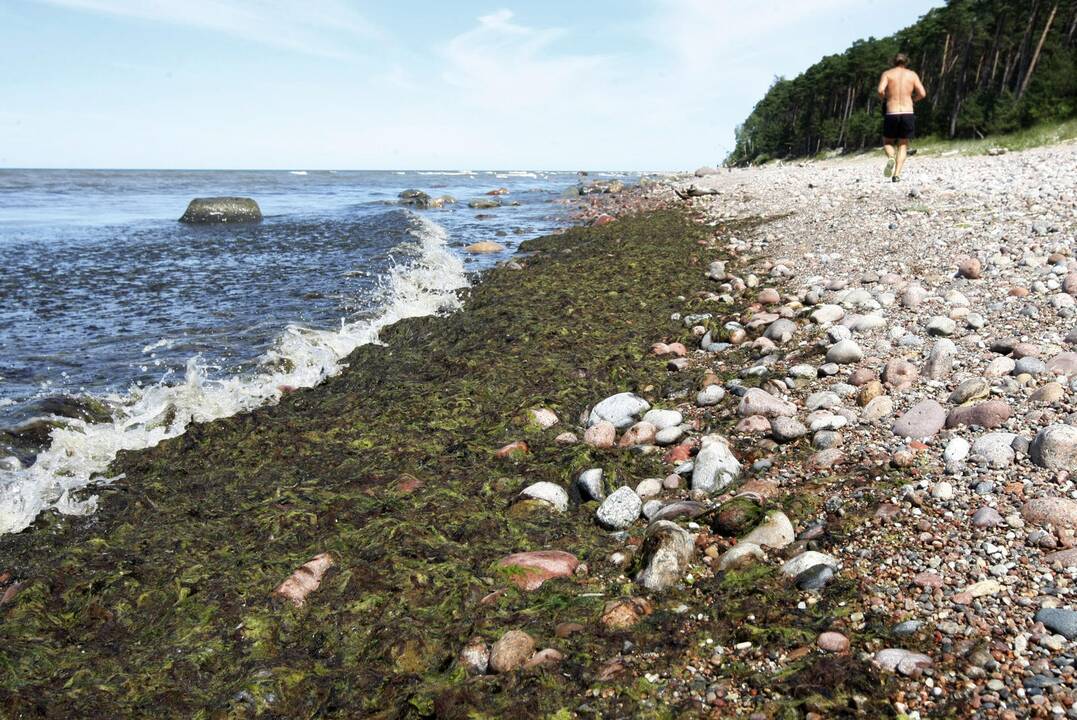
[290,170,308,175]
[0,214,468,534]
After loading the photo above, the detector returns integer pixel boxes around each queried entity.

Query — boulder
[589,393,650,429]
[179,197,262,224]
[496,551,579,591]
[596,487,642,529]
[1030,425,1077,469]
[945,400,1011,429]
[691,434,742,493]
[738,388,796,418]
[465,241,506,254]
[740,510,795,549]
[635,520,694,592]
[892,399,946,438]
[1021,497,1077,529]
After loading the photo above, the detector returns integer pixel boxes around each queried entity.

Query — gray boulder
[179,197,262,224]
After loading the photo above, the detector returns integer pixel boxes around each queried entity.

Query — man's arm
[913,73,927,102]
[877,72,889,99]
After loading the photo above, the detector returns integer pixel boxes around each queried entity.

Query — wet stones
[635,520,694,592]
[496,550,579,591]
[892,399,947,438]
[600,597,653,630]
[589,392,650,429]
[708,496,764,536]
[781,550,839,579]
[741,511,795,549]
[1029,424,1077,469]
[489,630,535,673]
[596,486,642,529]
[520,481,569,512]
[817,631,850,653]
[874,648,933,676]
[690,434,742,493]
[718,542,765,571]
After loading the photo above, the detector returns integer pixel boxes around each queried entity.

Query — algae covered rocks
[178,196,262,224]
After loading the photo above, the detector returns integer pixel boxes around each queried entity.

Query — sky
[0,0,943,170]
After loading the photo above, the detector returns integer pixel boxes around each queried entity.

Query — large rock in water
[179,197,262,224]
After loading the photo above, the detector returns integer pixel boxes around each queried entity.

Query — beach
[2,142,1077,718]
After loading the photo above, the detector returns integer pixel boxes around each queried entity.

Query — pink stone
[584,421,616,448]
[496,550,580,591]
[619,421,657,447]
[912,571,944,590]
[817,631,850,653]
[736,415,772,433]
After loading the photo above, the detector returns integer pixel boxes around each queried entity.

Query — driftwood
[673,185,721,200]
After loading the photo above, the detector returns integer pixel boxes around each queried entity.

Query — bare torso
[879,67,926,113]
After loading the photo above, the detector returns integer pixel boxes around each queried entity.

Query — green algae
[0,210,729,718]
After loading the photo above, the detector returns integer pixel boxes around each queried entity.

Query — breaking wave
[0,215,467,534]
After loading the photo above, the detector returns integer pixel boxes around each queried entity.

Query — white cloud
[34,0,381,58]
[440,9,610,111]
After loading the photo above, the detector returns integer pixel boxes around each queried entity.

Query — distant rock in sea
[179,197,262,224]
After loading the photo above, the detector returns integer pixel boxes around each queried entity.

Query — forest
[728,0,1077,165]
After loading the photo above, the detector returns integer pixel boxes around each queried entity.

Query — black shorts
[883,113,916,140]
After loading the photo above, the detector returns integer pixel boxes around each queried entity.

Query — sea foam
[0,215,467,534]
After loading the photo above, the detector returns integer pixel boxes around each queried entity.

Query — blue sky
[1,0,942,170]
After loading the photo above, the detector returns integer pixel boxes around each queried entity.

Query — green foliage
[730,0,1077,164]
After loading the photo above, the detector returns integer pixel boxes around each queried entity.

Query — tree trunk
[1018,3,1059,99]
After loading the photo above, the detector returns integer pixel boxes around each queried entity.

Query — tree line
[728,0,1077,165]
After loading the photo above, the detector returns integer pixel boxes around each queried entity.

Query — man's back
[879,67,925,114]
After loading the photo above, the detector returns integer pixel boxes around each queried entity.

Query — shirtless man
[877,53,927,182]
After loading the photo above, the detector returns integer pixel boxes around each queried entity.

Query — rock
[883,359,919,389]
[718,542,765,571]
[496,440,529,458]
[708,496,764,536]
[584,421,616,448]
[496,551,579,591]
[861,395,894,422]
[1044,548,1077,566]
[520,482,568,512]
[948,378,990,405]
[468,198,501,209]
[1035,608,1077,640]
[858,380,885,406]
[926,317,956,336]
[694,166,719,177]
[740,511,795,549]
[465,241,506,254]
[696,385,725,406]
[972,506,1003,528]
[273,553,334,607]
[781,550,839,578]
[944,436,970,464]
[1015,356,1046,376]
[811,304,845,324]
[945,400,1011,429]
[965,579,1002,598]
[589,393,650,429]
[529,408,559,429]
[489,630,535,673]
[986,356,1016,377]
[651,500,708,523]
[1046,352,1077,376]
[576,468,605,501]
[1029,424,1077,469]
[179,196,262,224]
[806,391,840,411]
[655,426,683,445]
[523,648,563,671]
[794,564,835,590]
[892,399,947,438]
[459,637,490,675]
[771,416,807,442]
[1021,497,1077,529]
[635,478,662,499]
[970,432,1017,468]
[398,189,432,207]
[691,435,742,493]
[817,632,850,653]
[931,481,954,500]
[957,257,982,279]
[642,409,683,430]
[924,339,957,379]
[874,648,933,676]
[1031,382,1065,403]
[554,431,578,445]
[763,318,797,343]
[596,487,642,529]
[635,521,694,592]
[600,597,652,629]
[902,285,928,307]
[738,388,796,418]
[826,339,863,364]
[737,415,772,433]
[618,421,657,447]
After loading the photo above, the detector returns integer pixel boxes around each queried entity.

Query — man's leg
[894,139,909,179]
[883,138,896,177]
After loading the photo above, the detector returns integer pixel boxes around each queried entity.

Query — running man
[877,53,927,182]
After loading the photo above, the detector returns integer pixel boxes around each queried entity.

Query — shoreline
[2,143,1076,718]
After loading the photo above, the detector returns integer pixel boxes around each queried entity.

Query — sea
[0,168,632,534]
